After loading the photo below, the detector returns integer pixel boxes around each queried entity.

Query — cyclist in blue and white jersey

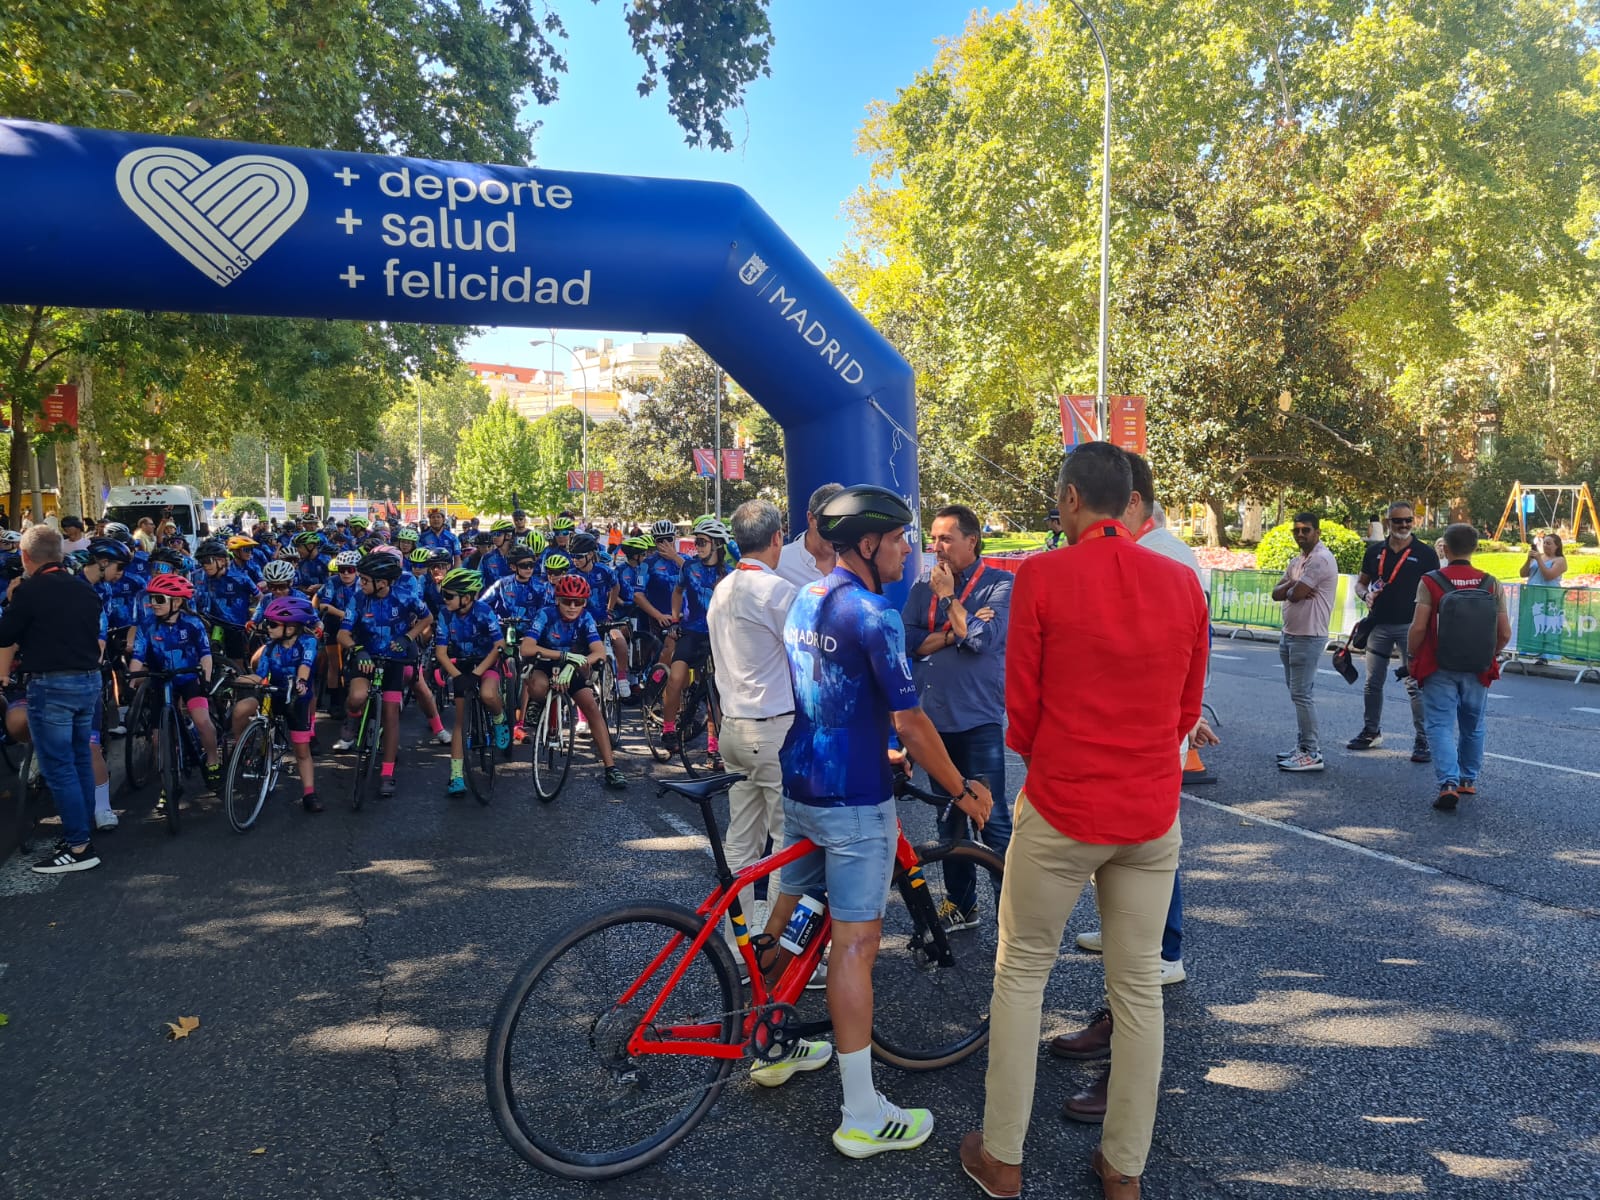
[639,519,684,687]
[539,515,575,574]
[433,567,511,794]
[759,484,992,1160]
[660,517,731,750]
[407,548,444,615]
[479,519,514,585]
[194,538,257,667]
[130,573,223,792]
[418,509,461,564]
[292,531,329,595]
[613,535,654,689]
[567,533,630,700]
[524,574,626,790]
[317,550,362,710]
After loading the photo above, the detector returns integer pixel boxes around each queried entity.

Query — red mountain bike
[485,769,1004,1180]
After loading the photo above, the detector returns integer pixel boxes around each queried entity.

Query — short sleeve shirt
[1281,542,1339,636]
[434,601,502,661]
[258,635,318,689]
[780,568,920,807]
[483,575,549,628]
[418,527,460,558]
[678,559,725,634]
[132,613,211,678]
[527,604,601,654]
[1361,537,1439,624]
[640,553,679,613]
[347,589,429,659]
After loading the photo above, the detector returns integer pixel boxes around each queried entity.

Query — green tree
[373,368,495,501]
[526,407,587,515]
[454,401,539,514]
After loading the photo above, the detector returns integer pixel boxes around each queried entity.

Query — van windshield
[103,505,196,536]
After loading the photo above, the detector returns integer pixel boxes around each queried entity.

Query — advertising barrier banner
[1515,585,1599,663]
[1208,569,1283,630]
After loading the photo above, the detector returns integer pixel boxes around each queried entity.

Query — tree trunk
[7,416,27,528]
[1242,498,1264,541]
[57,437,84,519]
[1204,497,1230,547]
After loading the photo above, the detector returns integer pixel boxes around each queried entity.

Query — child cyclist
[434,568,511,795]
[317,551,362,711]
[231,594,324,812]
[129,573,223,793]
[525,574,627,791]
[483,544,549,743]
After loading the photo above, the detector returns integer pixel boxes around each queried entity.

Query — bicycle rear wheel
[596,657,621,745]
[224,720,274,833]
[677,687,719,778]
[158,705,183,835]
[464,695,496,805]
[350,698,378,811]
[639,691,670,763]
[871,840,1004,1070]
[531,689,572,803]
[124,684,157,789]
[485,902,741,1180]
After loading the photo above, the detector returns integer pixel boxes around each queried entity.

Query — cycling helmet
[489,518,514,533]
[408,547,433,565]
[63,550,91,574]
[334,550,361,568]
[622,535,652,554]
[651,519,677,538]
[506,545,538,566]
[553,574,591,600]
[816,485,914,547]
[263,595,316,626]
[440,567,484,595]
[148,547,187,574]
[347,516,369,531]
[293,531,322,548]
[523,531,546,554]
[568,532,599,556]
[543,553,571,573]
[328,559,342,575]
[373,544,404,560]
[692,517,730,542]
[145,573,195,599]
[227,535,258,552]
[0,531,22,549]
[471,531,493,547]
[356,552,403,582]
[551,516,575,533]
[395,526,419,543]
[88,537,133,564]
[103,522,132,543]
[428,548,452,568]
[262,559,297,584]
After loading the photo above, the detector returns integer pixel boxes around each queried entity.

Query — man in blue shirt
[901,504,1013,932]
[660,519,730,751]
[758,485,991,1161]
[418,509,461,564]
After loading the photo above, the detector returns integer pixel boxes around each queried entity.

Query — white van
[102,483,205,550]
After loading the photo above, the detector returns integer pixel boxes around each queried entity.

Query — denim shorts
[778,797,898,922]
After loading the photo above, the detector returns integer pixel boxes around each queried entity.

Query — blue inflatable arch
[0,120,920,595]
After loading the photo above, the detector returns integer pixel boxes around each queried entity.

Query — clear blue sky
[461,0,979,374]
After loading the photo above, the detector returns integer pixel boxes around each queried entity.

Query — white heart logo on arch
[116,147,308,287]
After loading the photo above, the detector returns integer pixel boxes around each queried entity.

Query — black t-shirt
[0,563,103,673]
[1360,537,1440,624]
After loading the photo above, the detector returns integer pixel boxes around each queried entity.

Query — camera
[1393,664,1410,681]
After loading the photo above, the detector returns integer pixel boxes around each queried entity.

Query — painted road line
[1574,707,1600,715]
[1212,653,1246,661]
[1318,669,1341,677]
[1487,693,1512,700]
[1183,792,1441,875]
[659,809,714,859]
[1482,752,1600,780]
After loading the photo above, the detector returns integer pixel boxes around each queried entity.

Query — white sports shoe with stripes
[749,1037,832,1087]
[831,1095,934,1159]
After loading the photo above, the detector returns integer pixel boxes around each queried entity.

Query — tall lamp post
[1061,0,1113,440]
[530,337,594,519]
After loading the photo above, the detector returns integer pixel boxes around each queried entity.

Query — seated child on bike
[433,568,509,795]
[525,575,626,791]
[129,573,222,789]
[231,594,322,812]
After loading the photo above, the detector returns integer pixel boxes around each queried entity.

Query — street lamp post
[1061,0,1113,440]
[531,337,594,519]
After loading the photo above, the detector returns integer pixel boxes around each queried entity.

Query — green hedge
[1256,519,1366,574]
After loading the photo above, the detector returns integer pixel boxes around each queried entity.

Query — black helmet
[88,537,133,564]
[196,538,229,561]
[356,552,403,583]
[568,532,599,556]
[148,547,188,573]
[506,545,538,566]
[816,485,915,549]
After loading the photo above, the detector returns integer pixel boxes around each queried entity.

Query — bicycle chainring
[747,1002,800,1063]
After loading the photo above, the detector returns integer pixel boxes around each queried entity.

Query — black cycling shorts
[530,656,593,693]
[672,630,711,669]
[217,625,248,663]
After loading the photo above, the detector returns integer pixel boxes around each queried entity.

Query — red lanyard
[1134,518,1156,539]
[735,561,764,571]
[1078,520,1130,542]
[1377,544,1412,585]
[928,563,986,632]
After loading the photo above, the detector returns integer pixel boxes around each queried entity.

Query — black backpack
[1428,571,1498,674]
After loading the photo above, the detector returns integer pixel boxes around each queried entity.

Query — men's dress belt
[737,711,794,722]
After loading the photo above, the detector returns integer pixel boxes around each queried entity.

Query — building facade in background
[469,338,673,426]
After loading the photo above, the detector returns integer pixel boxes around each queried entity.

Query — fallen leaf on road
[0,1013,8,1027]
[166,1015,201,1040]
[249,1148,266,1156]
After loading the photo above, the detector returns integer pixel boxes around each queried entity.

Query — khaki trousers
[983,796,1181,1175]
[717,714,791,952]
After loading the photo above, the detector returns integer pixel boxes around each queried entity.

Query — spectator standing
[1349,501,1439,761]
[133,516,157,553]
[1520,534,1566,587]
[1043,507,1065,550]
[705,500,797,954]
[1273,513,1338,772]
[902,504,1013,931]
[776,482,843,588]
[0,526,107,873]
[58,516,90,554]
[1409,524,1511,812]
[960,443,1208,1200]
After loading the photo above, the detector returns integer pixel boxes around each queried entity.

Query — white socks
[617,677,631,698]
[94,782,111,816]
[837,1046,879,1119]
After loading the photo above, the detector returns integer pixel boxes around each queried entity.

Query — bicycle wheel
[871,840,1005,1070]
[639,690,670,763]
[485,902,742,1181]
[158,704,183,835]
[350,697,378,812]
[597,657,621,745]
[464,695,496,805]
[677,686,718,778]
[531,689,572,803]
[224,720,274,833]
[124,684,157,789]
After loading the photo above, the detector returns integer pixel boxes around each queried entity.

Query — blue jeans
[26,671,101,848]
[1421,670,1488,788]
[930,722,1012,912]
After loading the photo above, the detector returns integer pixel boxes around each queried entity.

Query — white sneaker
[431,728,452,745]
[832,1095,934,1159]
[617,678,631,698]
[1161,958,1187,985]
[575,717,590,736]
[749,1038,832,1088]
[806,960,828,991]
[332,737,356,751]
[1279,751,1325,772]
[94,810,120,831]
[1076,929,1103,953]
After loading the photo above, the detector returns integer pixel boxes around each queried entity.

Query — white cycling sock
[837,1046,878,1120]
[617,677,631,697]
[94,782,111,815]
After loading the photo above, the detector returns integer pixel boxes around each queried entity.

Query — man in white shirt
[58,515,91,555]
[775,482,843,588]
[707,499,798,955]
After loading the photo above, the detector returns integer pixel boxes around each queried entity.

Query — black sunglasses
[440,591,461,601]
[1292,526,1314,534]
[1390,517,1414,525]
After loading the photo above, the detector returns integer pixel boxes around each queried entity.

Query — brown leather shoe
[1048,1007,1112,1059]
[1063,1066,1109,1123]
[1091,1146,1141,1199]
[959,1131,1021,1198]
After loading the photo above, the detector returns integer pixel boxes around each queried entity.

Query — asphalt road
[1,652,1598,1200]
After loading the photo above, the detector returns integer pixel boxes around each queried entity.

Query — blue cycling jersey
[482,574,548,629]
[478,548,510,586]
[677,558,726,634]
[614,561,641,606]
[317,576,359,622]
[537,544,573,576]
[527,603,601,654]
[434,601,502,661]
[640,552,678,614]
[195,565,258,628]
[781,568,921,807]
[346,588,429,659]
[418,527,460,558]
[257,635,318,689]
[573,561,618,623]
[132,613,212,678]
[294,553,329,592]
[234,555,264,586]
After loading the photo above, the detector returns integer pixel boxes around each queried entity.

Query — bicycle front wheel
[124,684,157,789]
[872,839,1005,1070]
[596,657,621,746]
[224,720,274,833]
[158,705,183,835]
[485,903,741,1181]
[464,696,496,805]
[350,699,378,811]
[531,690,572,803]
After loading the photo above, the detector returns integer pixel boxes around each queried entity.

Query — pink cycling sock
[380,761,395,778]
[302,783,315,796]
[428,714,444,735]
[662,720,676,733]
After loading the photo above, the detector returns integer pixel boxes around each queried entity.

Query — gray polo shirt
[902,561,1012,734]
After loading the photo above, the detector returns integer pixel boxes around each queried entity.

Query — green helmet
[551,516,576,532]
[622,535,652,554]
[524,531,546,554]
[440,567,484,595]
[543,552,571,573]
[408,548,433,565]
[395,526,420,543]
[490,517,514,533]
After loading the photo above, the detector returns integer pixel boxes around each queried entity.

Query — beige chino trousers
[717,713,791,954]
[983,795,1181,1176]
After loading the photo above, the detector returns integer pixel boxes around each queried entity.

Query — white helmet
[262,559,297,584]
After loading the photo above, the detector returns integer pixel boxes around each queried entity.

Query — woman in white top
[1520,533,1567,587]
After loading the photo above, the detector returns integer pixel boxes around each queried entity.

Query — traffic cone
[1182,744,1215,786]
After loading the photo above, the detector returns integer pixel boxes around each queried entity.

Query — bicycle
[127,669,217,835]
[223,684,293,832]
[457,674,496,805]
[3,676,39,855]
[593,618,632,742]
[530,653,583,803]
[345,659,388,812]
[675,655,722,778]
[485,768,1004,1179]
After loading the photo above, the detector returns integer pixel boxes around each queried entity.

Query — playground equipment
[1492,482,1598,545]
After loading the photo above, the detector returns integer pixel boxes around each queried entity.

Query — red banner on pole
[37,384,80,433]
[566,470,585,492]
[1059,395,1099,445]
[1108,395,1147,455]
[691,448,716,478]
[142,451,166,479]
[587,470,604,494]
[720,448,745,481]
[1059,394,1145,453]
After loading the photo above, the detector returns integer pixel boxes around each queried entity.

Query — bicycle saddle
[655,773,746,803]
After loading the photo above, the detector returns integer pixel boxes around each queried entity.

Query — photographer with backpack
[1406,524,1512,812]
